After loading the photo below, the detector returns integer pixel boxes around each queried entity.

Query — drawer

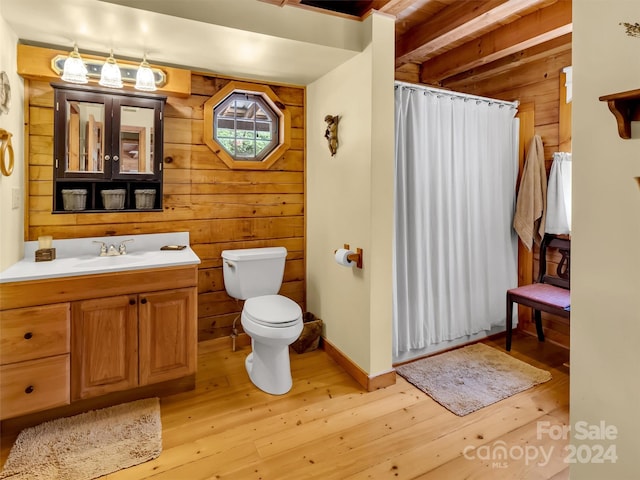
[0,303,70,364]
[0,355,70,420]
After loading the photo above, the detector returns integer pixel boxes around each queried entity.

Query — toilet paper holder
[334,244,363,269]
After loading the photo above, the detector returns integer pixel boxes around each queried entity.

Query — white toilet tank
[221,247,287,300]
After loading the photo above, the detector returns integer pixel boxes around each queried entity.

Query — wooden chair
[506,234,570,351]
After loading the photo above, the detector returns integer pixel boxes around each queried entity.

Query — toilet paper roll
[335,248,355,267]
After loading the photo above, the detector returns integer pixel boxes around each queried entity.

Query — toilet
[221,247,303,395]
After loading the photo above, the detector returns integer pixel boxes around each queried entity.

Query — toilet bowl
[221,247,303,395]
[241,295,303,395]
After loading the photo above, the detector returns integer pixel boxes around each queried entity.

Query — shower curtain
[393,83,519,358]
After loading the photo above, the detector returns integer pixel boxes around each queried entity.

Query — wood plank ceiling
[261,0,572,92]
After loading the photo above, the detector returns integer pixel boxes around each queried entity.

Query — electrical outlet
[11,187,21,210]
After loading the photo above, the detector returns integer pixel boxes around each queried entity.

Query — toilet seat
[244,295,302,328]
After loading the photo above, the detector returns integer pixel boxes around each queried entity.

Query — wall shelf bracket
[599,88,640,139]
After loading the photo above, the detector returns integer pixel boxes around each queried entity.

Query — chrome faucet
[93,239,134,256]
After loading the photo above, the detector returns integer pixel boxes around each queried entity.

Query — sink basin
[73,250,162,268]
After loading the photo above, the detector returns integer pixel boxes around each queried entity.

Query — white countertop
[0,232,201,284]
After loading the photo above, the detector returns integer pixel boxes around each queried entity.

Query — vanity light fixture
[99,50,123,88]
[54,49,166,90]
[135,55,156,92]
[61,44,88,84]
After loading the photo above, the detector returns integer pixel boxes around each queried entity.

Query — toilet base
[245,340,293,395]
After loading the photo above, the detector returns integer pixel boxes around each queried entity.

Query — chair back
[537,234,570,289]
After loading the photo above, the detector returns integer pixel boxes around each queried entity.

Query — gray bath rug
[396,343,552,416]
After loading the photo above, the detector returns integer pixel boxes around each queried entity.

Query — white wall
[572,1,640,478]
[306,12,395,375]
[0,4,24,270]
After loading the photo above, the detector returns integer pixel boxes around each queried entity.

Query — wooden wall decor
[323,115,338,156]
[23,73,306,342]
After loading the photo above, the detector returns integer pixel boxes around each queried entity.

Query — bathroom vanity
[0,233,200,421]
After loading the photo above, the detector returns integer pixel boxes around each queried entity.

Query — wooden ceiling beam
[419,0,572,85]
[441,33,572,90]
[379,0,432,17]
[395,0,548,67]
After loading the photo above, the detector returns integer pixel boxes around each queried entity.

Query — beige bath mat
[0,397,162,480]
[396,343,552,416]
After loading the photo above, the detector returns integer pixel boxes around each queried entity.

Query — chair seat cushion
[508,283,570,309]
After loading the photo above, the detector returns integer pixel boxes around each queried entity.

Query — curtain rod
[395,81,519,109]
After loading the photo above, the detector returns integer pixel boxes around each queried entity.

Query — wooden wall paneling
[441,34,572,91]
[456,51,572,99]
[23,81,31,242]
[559,69,572,152]
[515,102,535,330]
[24,72,306,342]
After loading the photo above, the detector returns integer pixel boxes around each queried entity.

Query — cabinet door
[139,288,197,385]
[111,96,163,181]
[54,88,111,179]
[71,295,138,400]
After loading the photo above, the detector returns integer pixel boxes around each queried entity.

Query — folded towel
[513,135,547,251]
[545,152,572,234]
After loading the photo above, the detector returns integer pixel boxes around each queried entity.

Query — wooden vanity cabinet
[0,265,197,420]
[72,287,197,401]
[0,303,71,420]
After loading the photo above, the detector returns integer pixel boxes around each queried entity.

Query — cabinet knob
[140,298,148,304]
[25,385,34,394]
[104,155,111,161]
[113,155,119,162]
[129,299,136,305]
[24,332,33,340]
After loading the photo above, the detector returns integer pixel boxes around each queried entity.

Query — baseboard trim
[212,333,396,392]
[321,338,396,391]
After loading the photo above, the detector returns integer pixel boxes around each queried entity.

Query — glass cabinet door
[117,105,156,175]
[65,100,105,173]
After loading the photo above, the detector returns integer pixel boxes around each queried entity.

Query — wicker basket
[291,312,323,354]
[101,189,126,210]
[61,189,87,211]
[134,189,156,209]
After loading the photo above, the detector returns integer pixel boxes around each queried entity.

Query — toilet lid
[244,295,302,328]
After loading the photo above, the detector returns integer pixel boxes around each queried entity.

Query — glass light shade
[99,52,123,88]
[61,46,88,84]
[135,59,156,91]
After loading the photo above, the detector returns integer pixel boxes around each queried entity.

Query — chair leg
[534,310,545,342]
[506,295,513,351]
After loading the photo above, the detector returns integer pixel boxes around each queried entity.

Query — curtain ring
[0,130,15,176]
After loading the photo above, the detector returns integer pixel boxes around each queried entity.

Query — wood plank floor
[1,332,569,479]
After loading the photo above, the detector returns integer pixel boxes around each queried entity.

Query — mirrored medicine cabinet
[52,83,166,212]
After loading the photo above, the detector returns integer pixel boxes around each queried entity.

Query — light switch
[11,187,21,209]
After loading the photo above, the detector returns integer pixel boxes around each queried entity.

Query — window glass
[213,93,278,162]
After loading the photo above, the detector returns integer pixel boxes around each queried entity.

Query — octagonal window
[214,93,278,162]
[204,81,290,170]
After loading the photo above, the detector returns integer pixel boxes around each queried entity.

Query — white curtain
[393,84,519,357]
[545,152,572,235]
